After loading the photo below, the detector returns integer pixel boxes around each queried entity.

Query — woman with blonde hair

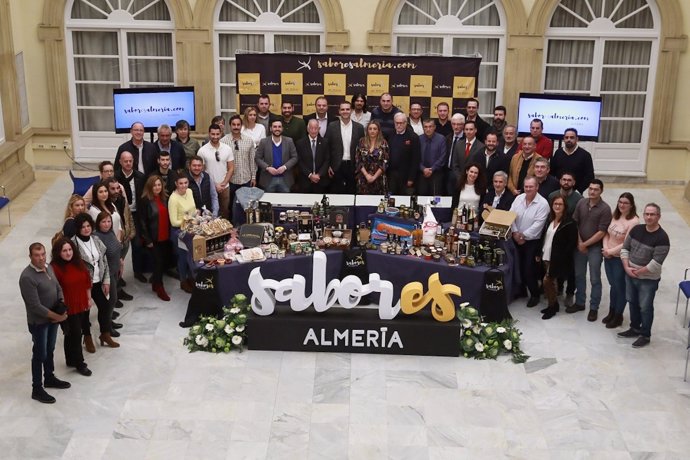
[61,194,87,238]
[241,106,266,148]
[355,120,389,195]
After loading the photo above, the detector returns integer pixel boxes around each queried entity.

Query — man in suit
[417,119,447,196]
[470,132,509,192]
[115,151,148,283]
[326,101,365,194]
[444,113,465,196]
[296,119,330,193]
[255,120,298,193]
[482,170,515,214]
[499,124,519,157]
[115,121,158,176]
[387,112,421,195]
[303,96,333,138]
[153,124,186,171]
[463,98,491,142]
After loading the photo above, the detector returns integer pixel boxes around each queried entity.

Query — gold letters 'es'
[400,273,461,322]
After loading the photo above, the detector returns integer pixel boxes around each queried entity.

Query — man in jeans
[567,179,611,321]
[19,243,70,403]
[618,203,670,348]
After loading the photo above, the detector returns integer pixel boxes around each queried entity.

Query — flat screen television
[113,86,196,134]
[517,93,602,141]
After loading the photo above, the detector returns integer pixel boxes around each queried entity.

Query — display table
[233,193,454,226]
[182,247,515,326]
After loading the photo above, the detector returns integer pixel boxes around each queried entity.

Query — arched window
[544,0,660,174]
[215,0,325,118]
[392,0,506,117]
[66,0,175,159]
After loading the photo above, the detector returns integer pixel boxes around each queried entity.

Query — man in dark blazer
[255,120,298,193]
[448,120,484,195]
[325,101,365,194]
[153,124,186,171]
[498,124,519,157]
[469,132,510,192]
[296,119,330,193]
[302,96,335,137]
[115,122,158,176]
[481,170,515,225]
[387,113,421,195]
[445,113,465,196]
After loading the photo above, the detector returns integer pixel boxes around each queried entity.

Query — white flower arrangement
[183,294,251,353]
[457,303,528,363]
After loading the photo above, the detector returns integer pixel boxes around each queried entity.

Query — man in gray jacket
[255,120,298,192]
[19,243,70,403]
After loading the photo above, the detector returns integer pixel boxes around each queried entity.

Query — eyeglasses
[215,151,220,162]
[234,140,239,151]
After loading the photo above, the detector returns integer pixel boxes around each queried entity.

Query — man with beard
[303,96,332,137]
[256,94,280,131]
[408,102,424,135]
[197,124,234,219]
[370,93,401,140]
[492,106,507,143]
[434,102,452,137]
[470,131,509,192]
[326,101,365,194]
[550,128,594,194]
[463,98,491,142]
[256,120,298,193]
[387,112,421,195]
[150,151,179,195]
[279,101,306,143]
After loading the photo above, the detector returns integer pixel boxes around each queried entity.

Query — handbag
[50,300,68,316]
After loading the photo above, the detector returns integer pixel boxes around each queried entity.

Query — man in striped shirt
[618,203,670,348]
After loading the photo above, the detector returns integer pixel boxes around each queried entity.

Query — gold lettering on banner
[323,74,346,95]
[410,75,433,97]
[453,76,476,99]
[238,73,261,95]
[400,273,461,322]
[281,73,303,95]
[302,94,319,115]
[367,74,390,96]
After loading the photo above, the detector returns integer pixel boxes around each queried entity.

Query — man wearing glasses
[618,203,670,348]
[222,115,256,222]
[197,123,234,219]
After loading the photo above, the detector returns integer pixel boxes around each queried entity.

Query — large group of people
[19,92,672,404]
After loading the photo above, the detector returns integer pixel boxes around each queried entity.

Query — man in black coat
[387,113,421,195]
[482,170,515,214]
[296,119,330,193]
[115,122,158,176]
[153,124,186,171]
[302,96,335,138]
[470,132,510,192]
[325,101,365,194]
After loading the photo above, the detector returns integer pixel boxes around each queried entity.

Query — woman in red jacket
[50,237,93,376]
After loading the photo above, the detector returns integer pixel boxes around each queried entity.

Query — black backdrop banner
[236,53,482,118]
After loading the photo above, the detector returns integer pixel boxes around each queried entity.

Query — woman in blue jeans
[602,192,639,328]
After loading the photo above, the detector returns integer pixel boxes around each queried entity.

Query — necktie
[449,136,459,168]
[465,141,471,158]
[311,139,317,172]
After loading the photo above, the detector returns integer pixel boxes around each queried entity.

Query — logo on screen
[297,56,312,71]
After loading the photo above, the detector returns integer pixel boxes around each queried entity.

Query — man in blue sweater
[618,203,670,348]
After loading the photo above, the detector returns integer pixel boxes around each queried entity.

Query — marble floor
[1,172,689,460]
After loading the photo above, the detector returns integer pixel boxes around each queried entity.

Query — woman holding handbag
[139,175,171,301]
[50,238,93,376]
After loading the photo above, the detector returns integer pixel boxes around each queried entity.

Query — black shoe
[112,322,123,329]
[44,375,71,389]
[565,303,586,314]
[118,278,127,288]
[112,310,120,320]
[115,300,123,309]
[587,310,598,322]
[110,329,121,337]
[542,308,558,320]
[76,365,92,376]
[118,289,133,301]
[632,336,650,348]
[617,328,641,338]
[179,321,193,328]
[31,388,56,404]
[134,272,148,283]
[526,296,540,308]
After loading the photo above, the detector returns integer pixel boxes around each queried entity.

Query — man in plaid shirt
[221,115,256,223]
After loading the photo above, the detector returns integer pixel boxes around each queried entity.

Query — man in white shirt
[303,96,331,137]
[509,176,550,307]
[408,103,424,136]
[325,101,365,194]
[197,123,234,219]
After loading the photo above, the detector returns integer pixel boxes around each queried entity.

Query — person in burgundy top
[50,238,93,377]
[138,175,171,301]
[530,118,554,159]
